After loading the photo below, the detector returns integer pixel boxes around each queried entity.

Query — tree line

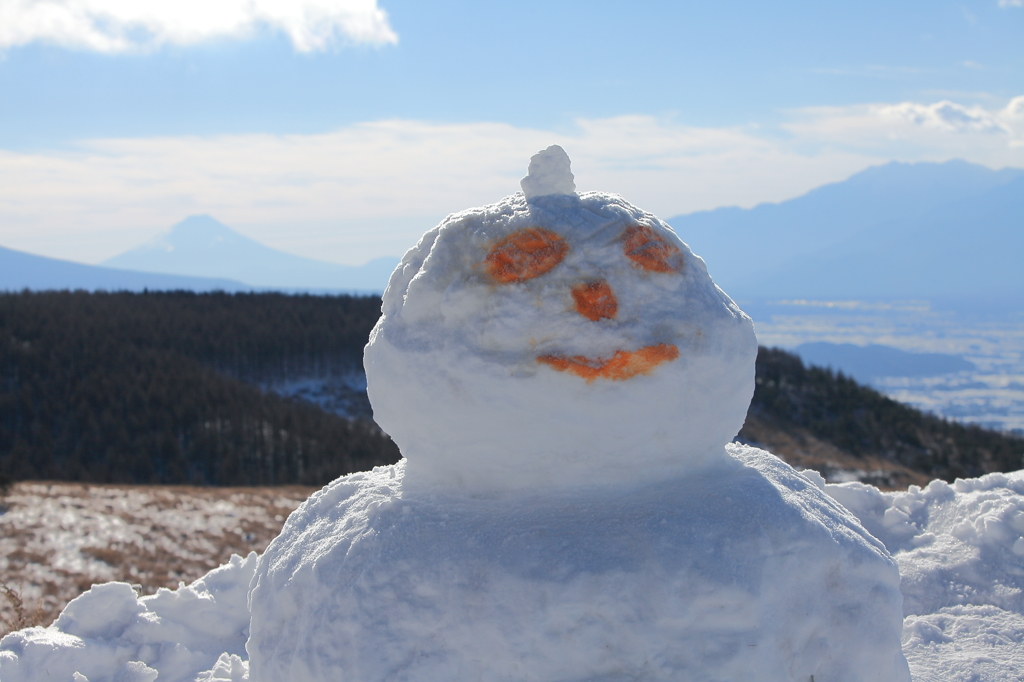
[0,291,397,486]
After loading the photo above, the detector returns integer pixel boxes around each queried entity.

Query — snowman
[247,147,910,682]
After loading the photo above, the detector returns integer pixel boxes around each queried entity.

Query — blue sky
[0,0,1022,265]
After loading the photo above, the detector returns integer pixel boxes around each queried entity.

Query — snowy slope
[0,483,313,626]
[103,215,398,291]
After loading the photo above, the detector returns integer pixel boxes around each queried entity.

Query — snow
[2,148,1022,680]
[0,555,256,682]
[247,448,908,681]
[519,144,576,199]
[824,471,1024,680]
[6,467,1024,680]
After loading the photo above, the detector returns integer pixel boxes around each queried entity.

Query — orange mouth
[538,343,679,382]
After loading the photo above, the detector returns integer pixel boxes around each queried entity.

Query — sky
[0,0,1022,266]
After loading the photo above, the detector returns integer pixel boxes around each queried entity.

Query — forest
[1,290,1021,488]
[0,291,398,486]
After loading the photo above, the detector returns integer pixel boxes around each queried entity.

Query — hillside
[0,291,399,487]
[740,347,1023,488]
[1,291,1021,490]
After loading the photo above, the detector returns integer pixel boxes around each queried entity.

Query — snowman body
[248,450,909,682]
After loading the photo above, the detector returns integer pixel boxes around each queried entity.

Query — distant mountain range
[793,342,975,384]
[5,161,1021,297]
[1,215,399,293]
[1,244,249,293]
[102,215,399,292]
[668,160,1024,301]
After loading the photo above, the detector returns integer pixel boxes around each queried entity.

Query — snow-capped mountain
[103,215,399,292]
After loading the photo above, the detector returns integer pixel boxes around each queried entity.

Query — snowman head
[364,146,757,493]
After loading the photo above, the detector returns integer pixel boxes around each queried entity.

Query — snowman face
[375,191,745,387]
[481,222,685,382]
[366,189,756,491]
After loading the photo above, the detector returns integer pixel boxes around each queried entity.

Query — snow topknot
[520,145,576,200]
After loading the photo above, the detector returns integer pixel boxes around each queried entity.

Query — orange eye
[571,281,617,321]
[485,227,568,283]
[538,344,679,382]
[622,225,682,273]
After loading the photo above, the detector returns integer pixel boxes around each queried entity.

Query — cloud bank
[787,96,1024,152]
[0,0,398,52]
[0,96,1021,265]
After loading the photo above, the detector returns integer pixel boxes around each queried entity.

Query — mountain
[0,244,248,292]
[103,215,399,292]
[793,342,974,384]
[668,160,1024,301]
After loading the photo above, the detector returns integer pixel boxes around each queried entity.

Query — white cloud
[785,96,1024,154]
[0,96,1021,266]
[0,0,397,52]
[998,0,1023,7]
[878,100,1007,134]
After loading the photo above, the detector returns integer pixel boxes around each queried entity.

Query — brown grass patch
[1,582,46,637]
[0,481,316,628]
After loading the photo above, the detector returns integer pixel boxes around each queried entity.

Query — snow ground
[2,462,1023,681]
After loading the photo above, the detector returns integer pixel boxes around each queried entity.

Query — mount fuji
[103,215,398,292]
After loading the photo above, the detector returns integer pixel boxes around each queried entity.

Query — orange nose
[572,280,617,321]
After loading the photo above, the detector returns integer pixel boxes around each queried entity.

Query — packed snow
[247,448,910,681]
[0,555,255,682]
[825,471,1024,681]
[2,147,1022,681]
